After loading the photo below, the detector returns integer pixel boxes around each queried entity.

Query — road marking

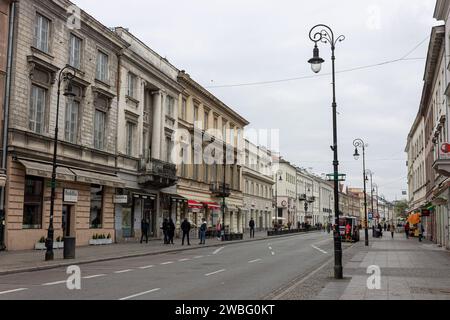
[268,247,273,250]
[83,274,106,279]
[42,280,66,286]
[178,258,190,262]
[213,247,225,255]
[271,252,275,256]
[0,288,28,295]
[193,255,204,259]
[160,261,174,265]
[205,269,226,277]
[311,245,328,254]
[114,269,133,274]
[119,288,161,301]
[248,259,262,264]
[139,265,154,269]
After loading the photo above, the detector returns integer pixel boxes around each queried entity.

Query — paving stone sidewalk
[0,230,317,275]
[314,233,450,300]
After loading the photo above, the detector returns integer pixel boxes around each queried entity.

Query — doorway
[62,205,75,237]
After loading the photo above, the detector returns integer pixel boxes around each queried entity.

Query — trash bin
[63,237,76,259]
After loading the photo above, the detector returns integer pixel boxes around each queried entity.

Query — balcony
[299,194,307,201]
[210,182,231,198]
[307,196,316,203]
[138,158,177,188]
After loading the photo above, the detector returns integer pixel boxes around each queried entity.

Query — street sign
[63,189,78,203]
[326,173,346,182]
[368,213,373,220]
[440,142,450,159]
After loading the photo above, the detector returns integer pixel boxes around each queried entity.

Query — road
[0,232,336,300]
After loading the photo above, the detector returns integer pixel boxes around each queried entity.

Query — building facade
[273,158,297,226]
[242,140,274,231]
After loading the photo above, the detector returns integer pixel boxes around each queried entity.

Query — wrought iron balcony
[299,194,307,201]
[210,182,231,198]
[138,158,177,188]
[307,196,316,203]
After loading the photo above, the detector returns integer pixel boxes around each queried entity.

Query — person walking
[181,218,191,246]
[216,220,222,241]
[405,222,410,239]
[168,218,175,245]
[161,218,169,244]
[140,218,149,244]
[378,223,383,238]
[418,221,424,242]
[390,223,395,239]
[297,221,301,230]
[384,224,387,232]
[249,218,255,238]
[199,218,207,245]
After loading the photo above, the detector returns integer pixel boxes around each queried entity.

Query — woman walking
[390,224,395,239]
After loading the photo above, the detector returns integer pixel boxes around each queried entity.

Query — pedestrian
[327,223,331,234]
[249,218,255,238]
[390,223,395,239]
[168,218,175,245]
[405,222,410,239]
[378,223,383,238]
[297,221,301,230]
[161,218,169,244]
[140,218,149,244]
[199,218,207,245]
[216,220,222,240]
[345,223,352,241]
[287,221,292,231]
[181,218,191,246]
[418,221,424,242]
[384,224,387,232]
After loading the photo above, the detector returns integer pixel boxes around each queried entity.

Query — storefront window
[90,185,104,229]
[23,176,44,229]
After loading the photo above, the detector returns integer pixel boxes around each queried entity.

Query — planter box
[34,242,64,250]
[89,239,113,246]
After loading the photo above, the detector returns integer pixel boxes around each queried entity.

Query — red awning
[203,202,221,210]
[188,200,203,209]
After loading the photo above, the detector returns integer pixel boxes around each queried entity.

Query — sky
[73,0,438,201]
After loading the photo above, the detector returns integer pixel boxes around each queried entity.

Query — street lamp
[45,65,76,261]
[308,24,345,280]
[366,169,374,232]
[274,171,283,228]
[353,139,369,246]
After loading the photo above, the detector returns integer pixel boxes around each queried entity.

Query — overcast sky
[73,0,438,201]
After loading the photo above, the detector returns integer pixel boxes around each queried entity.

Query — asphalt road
[0,232,336,300]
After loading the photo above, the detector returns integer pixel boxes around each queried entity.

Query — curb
[0,231,322,276]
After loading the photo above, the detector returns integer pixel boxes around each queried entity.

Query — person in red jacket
[404,222,410,239]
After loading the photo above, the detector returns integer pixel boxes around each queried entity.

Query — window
[127,73,137,98]
[90,185,104,229]
[204,165,209,182]
[230,126,235,145]
[126,122,136,156]
[29,85,46,134]
[69,34,82,69]
[194,105,199,123]
[65,98,79,143]
[23,177,44,229]
[34,14,50,53]
[204,111,209,130]
[222,121,227,141]
[166,96,175,118]
[94,110,105,150]
[181,99,187,120]
[166,136,173,163]
[214,117,218,130]
[96,51,109,82]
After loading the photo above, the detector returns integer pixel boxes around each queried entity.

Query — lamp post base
[45,250,54,261]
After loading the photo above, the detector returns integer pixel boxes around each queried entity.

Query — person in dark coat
[162,218,169,244]
[140,218,149,244]
[249,218,255,238]
[378,223,383,238]
[181,218,191,246]
[168,218,175,245]
[405,222,410,239]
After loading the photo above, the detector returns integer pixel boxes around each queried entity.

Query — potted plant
[55,236,64,249]
[34,236,46,250]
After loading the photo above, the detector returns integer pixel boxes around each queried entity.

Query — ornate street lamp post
[308,24,345,279]
[353,139,369,246]
[45,65,76,261]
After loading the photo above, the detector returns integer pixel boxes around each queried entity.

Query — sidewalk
[314,232,450,300]
[0,229,316,275]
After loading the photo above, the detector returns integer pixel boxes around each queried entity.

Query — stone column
[151,91,162,159]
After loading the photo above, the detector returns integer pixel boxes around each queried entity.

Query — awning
[132,192,157,200]
[70,168,125,188]
[203,202,221,210]
[188,200,203,209]
[163,193,188,203]
[18,159,76,181]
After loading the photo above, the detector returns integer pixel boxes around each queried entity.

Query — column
[151,91,162,159]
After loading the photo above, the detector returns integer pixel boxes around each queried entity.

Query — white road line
[114,269,133,274]
[0,288,28,295]
[213,247,225,255]
[139,265,154,269]
[193,256,204,259]
[42,280,66,286]
[160,261,174,265]
[248,259,262,264]
[83,274,106,279]
[119,288,161,301]
[205,269,226,277]
[311,245,328,254]
[271,252,275,256]
[268,247,273,250]
[178,258,190,262]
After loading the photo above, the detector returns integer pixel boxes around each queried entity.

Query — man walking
[390,223,395,239]
[168,218,175,245]
[405,222,410,239]
[199,218,207,245]
[249,218,255,238]
[418,221,424,242]
[161,218,169,244]
[140,218,149,244]
[181,218,191,246]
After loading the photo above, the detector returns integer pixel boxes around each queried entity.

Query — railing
[210,182,231,197]
[139,158,177,182]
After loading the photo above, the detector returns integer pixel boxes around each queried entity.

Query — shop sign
[64,189,78,203]
[114,195,128,204]
[440,143,450,159]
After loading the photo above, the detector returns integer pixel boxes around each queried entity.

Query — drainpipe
[0,1,17,251]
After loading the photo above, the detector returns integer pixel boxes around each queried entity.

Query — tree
[394,200,409,219]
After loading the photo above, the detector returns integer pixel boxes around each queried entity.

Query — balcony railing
[210,182,231,198]
[138,158,177,188]
[299,194,307,201]
[307,196,316,203]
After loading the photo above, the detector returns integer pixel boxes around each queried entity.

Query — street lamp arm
[309,24,345,48]
[353,138,365,150]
